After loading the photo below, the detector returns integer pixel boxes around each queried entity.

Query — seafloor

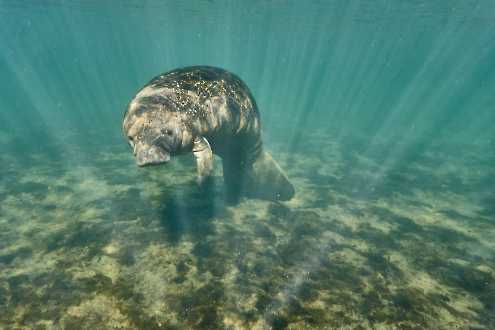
[0,129,494,330]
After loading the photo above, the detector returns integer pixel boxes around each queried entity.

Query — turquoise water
[1,1,494,329]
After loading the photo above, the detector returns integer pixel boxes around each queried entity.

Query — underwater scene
[1,1,494,329]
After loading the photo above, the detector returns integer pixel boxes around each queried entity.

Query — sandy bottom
[0,129,494,329]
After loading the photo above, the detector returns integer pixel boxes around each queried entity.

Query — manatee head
[123,100,184,167]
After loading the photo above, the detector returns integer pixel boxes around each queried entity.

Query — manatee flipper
[245,151,295,201]
[192,136,214,186]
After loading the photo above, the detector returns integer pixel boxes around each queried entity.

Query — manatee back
[147,66,259,120]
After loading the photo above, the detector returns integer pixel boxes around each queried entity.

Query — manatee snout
[134,143,170,167]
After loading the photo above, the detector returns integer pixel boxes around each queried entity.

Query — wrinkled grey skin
[124,103,183,167]
[123,66,294,202]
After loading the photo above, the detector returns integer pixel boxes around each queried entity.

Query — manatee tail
[222,150,295,203]
[247,150,295,201]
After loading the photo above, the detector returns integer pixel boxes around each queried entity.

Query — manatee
[122,66,295,202]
